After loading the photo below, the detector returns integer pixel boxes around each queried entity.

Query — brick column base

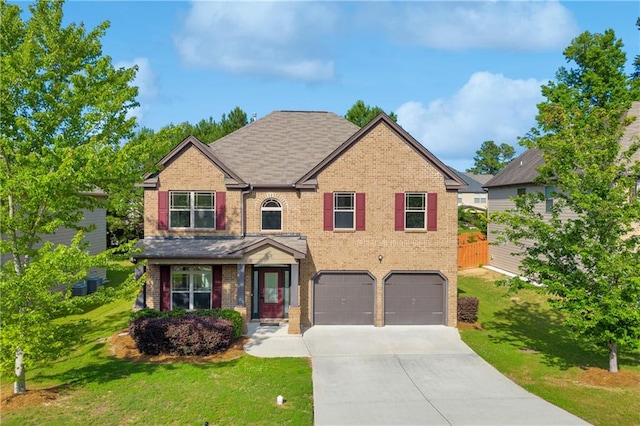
[234,306,248,335]
[287,306,302,335]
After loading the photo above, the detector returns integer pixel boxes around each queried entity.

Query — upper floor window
[171,266,212,310]
[405,193,426,229]
[334,192,355,229]
[473,194,487,204]
[545,186,555,213]
[170,191,215,229]
[261,199,282,231]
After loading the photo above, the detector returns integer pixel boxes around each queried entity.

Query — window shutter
[323,193,333,231]
[157,191,169,230]
[216,191,226,231]
[394,193,404,231]
[160,265,171,311]
[212,265,222,309]
[427,192,438,231]
[355,193,366,231]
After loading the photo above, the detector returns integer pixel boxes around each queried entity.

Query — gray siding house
[484,101,640,276]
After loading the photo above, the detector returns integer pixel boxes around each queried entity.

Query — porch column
[236,264,246,307]
[290,262,299,307]
[288,261,301,335]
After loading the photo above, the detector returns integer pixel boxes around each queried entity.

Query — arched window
[261,199,282,231]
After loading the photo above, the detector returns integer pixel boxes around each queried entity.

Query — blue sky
[19,1,640,171]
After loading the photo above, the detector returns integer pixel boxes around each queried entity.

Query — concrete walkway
[244,324,590,426]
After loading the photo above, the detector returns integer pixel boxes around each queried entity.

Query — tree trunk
[14,348,26,394]
[609,341,618,373]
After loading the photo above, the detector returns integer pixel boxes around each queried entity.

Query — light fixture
[378,254,383,262]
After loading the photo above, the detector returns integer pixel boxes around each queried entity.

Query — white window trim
[171,266,212,310]
[169,191,215,229]
[334,192,355,230]
[261,199,283,231]
[405,192,426,230]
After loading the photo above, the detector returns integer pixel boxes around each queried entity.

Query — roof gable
[141,135,245,188]
[297,113,466,190]
[483,149,544,188]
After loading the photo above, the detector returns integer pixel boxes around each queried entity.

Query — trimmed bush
[131,307,243,340]
[129,317,169,355]
[165,316,233,356]
[457,297,480,323]
[214,309,243,339]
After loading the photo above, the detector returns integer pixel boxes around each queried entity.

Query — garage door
[313,272,374,325]
[384,272,445,325]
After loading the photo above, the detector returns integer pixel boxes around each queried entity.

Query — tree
[633,18,640,80]
[492,29,640,373]
[345,100,398,127]
[467,141,515,175]
[0,0,141,393]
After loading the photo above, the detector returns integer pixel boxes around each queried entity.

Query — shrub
[131,308,244,340]
[165,316,233,356]
[129,317,169,355]
[214,309,243,339]
[458,297,479,323]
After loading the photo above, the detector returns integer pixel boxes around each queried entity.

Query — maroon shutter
[427,193,438,231]
[323,192,333,231]
[157,191,169,230]
[215,191,226,230]
[355,193,366,231]
[212,265,222,308]
[160,265,171,311]
[394,193,404,231]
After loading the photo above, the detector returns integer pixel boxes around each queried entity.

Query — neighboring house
[485,101,640,276]
[451,169,492,211]
[133,111,466,334]
[1,190,108,281]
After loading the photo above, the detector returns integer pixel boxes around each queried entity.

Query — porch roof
[133,235,307,261]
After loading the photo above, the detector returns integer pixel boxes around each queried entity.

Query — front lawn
[1,265,313,425]
[458,268,640,426]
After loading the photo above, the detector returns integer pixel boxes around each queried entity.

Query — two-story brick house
[134,111,465,333]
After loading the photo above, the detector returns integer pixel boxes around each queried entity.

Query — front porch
[133,235,307,334]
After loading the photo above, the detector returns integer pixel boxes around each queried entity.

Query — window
[334,193,355,229]
[171,266,212,310]
[545,186,554,213]
[635,180,640,201]
[457,196,462,205]
[405,193,426,229]
[169,191,215,229]
[517,188,526,197]
[261,199,282,231]
[473,194,487,204]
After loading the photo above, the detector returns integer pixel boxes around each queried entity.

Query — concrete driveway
[245,325,590,426]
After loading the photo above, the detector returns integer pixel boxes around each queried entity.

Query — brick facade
[141,117,459,329]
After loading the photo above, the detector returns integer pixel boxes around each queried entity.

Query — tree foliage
[467,140,515,175]
[0,0,142,393]
[344,100,398,127]
[492,29,640,372]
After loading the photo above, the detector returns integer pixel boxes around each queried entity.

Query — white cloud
[363,1,578,51]
[116,57,158,124]
[396,72,545,170]
[174,1,339,82]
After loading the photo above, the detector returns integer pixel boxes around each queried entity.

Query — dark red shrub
[164,316,234,356]
[457,297,480,323]
[129,317,170,355]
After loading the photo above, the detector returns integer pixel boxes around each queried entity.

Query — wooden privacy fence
[458,232,488,269]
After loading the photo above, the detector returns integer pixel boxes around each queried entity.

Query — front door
[259,269,284,318]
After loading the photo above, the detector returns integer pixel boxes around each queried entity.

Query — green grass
[2,266,313,426]
[458,271,640,426]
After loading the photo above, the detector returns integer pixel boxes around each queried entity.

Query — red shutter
[160,265,171,311]
[394,193,404,231]
[323,192,333,231]
[157,191,169,230]
[216,191,226,230]
[212,265,222,308]
[355,193,366,231]
[427,193,438,231]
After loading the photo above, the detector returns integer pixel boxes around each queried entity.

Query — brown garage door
[384,272,445,325]
[313,272,375,325]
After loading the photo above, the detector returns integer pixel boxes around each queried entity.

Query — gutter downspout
[241,184,253,238]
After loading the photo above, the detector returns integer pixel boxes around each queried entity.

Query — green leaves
[467,140,516,175]
[344,100,398,127]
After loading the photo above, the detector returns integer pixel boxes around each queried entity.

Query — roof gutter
[241,184,253,238]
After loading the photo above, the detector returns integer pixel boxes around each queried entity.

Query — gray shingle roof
[208,111,360,186]
[448,168,491,193]
[483,149,544,188]
[134,235,307,260]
